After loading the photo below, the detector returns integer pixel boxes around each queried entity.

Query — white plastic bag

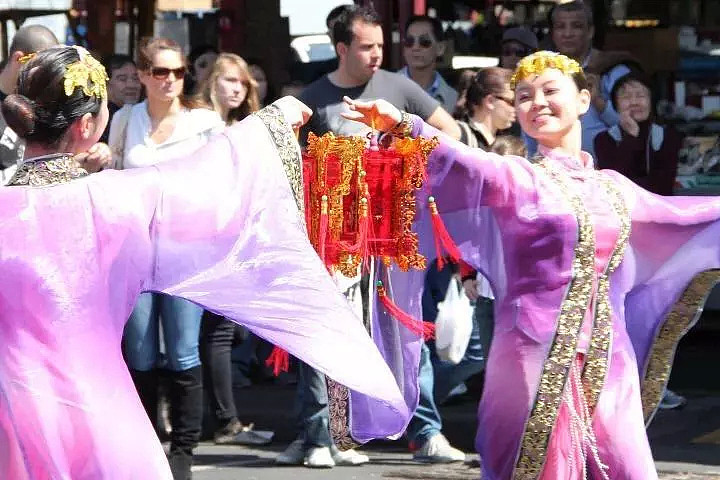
[434,276,474,364]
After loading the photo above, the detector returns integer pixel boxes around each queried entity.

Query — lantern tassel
[265,346,290,376]
[428,196,462,271]
[377,281,435,340]
[317,195,329,263]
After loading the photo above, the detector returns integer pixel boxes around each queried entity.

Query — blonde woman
[196,52,269,446]
[198,53,260,125]
[108,36,223,480]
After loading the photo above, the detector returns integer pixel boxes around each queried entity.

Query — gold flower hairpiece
[510,51,583,89]
[18,52,36,65]
[63,47,109,100]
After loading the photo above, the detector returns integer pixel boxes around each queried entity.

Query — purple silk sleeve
[606,171,720,421]
[145,114,409,419]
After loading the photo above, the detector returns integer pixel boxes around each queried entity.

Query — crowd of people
[0,1,707,480]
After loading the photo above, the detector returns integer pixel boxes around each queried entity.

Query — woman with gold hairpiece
[0,46,414,479]
[343,51,720,479]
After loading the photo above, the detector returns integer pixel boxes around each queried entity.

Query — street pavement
[188,313,720,479]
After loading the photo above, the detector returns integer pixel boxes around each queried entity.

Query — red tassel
[358,197,371,270]
[377,282,435,340]
[429,196,462,271]
[317,195,329,262]
[265,346,290,376]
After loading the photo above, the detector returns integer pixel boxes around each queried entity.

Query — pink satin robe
[0,107,411,479]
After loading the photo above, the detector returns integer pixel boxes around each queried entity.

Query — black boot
[129,369,158,432]
[168,366,203,480]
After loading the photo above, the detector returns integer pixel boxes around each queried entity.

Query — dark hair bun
[2,94,36,138]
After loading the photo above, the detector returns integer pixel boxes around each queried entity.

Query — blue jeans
[406,342,443,446]
[124,292,203,372]
[295,361,332,448]
[432,297,493,404]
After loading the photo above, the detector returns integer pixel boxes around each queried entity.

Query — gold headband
[63,47,109,100]
[510,51,583,89]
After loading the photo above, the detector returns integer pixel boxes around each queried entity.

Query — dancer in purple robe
[342,51,720,479]
[0,46,411,480]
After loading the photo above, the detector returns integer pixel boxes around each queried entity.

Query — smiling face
[515,68,590,145]
[615,80,651,122]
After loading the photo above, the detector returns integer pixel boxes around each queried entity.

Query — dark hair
[327,4,353,29]
[404,15,444,42]
[1,46,103,145]
[466,67,513,116]
[188,44,218,73]
[610,70,653,111]
[137,37,202,109]
[9,24,58,55]
[549,0,593,29]
[103,54,135,78]
[332,5,381,47]
[571,71,590,92]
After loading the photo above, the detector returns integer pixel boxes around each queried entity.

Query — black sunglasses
[494,95,515,106]
[150,66,187,80]
[404,34,433,49]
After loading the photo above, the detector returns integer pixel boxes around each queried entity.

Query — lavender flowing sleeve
[140,106,408,426]
[405,114,532,302]
[607,171,720,423]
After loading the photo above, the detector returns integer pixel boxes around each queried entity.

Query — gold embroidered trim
[581,176,631,412]
[7,156,88,187]
[255,105,304,214]
[641,269,720,423]
[327,377,359,451]
[514,161,596,480]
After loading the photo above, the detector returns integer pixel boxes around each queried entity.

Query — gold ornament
[511,51,583,89]
[63,48,109,100]
[18,52,36,65]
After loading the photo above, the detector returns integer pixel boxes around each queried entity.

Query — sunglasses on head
[502,46,531,57]
[404,34,433,49]
[150,66,187,80]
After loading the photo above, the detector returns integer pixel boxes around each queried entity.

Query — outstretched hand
[340,96,402,132]
[273,96,313,132]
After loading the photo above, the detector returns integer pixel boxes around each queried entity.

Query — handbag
[434,275,474,364]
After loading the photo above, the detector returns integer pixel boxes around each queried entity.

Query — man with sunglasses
[499,26,538,70]
[400,15,457,114]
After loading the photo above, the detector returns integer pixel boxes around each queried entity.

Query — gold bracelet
[388,111,412,138]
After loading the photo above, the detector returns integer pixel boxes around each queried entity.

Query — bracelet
[388,111,413,138]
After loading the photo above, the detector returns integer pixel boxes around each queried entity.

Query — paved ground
[187,313,720,479]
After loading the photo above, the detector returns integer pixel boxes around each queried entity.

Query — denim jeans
[295,361,333,448]
[124,292,203,372]
[432,297,494,404]
[405,342,442,446]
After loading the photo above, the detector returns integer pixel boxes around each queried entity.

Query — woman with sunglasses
[108,36,223,479]
[456,67,516,149]
[342,51,720,479]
